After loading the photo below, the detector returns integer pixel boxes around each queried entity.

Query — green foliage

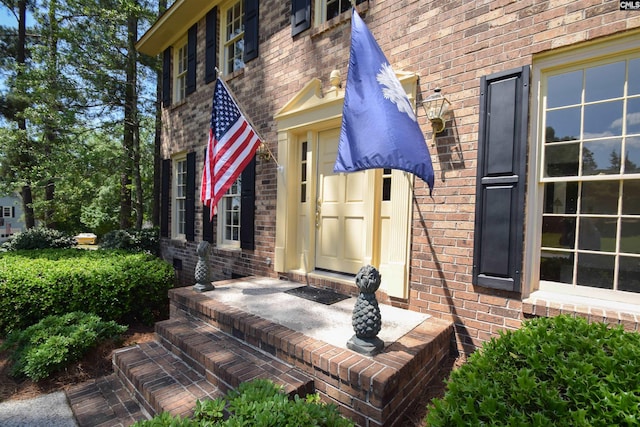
[426,315,640,426]
[132,379,354,427]
[100,228,160,254]
[0,311,127,381]
[0,249,174,336]
[2,227,77,250]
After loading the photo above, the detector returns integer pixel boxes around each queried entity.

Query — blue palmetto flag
[334,8,434,192]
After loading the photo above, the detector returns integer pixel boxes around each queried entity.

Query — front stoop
[168,286,454,427]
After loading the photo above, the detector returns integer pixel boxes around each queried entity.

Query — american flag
[201,79,261,219]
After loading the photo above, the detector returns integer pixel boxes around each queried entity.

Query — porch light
[424,88,451,133]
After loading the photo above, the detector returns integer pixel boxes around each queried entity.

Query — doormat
[284,286,350,305]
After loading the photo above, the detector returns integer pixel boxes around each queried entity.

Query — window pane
[625,137,640,174]
[576,253,614,289]
[545,108,580,142]
[584,101,623,138]
[578,217,616,251]
[542,216,575,249]
[621,219,640,254]
[627,97,640,135]
[622,180,640,214]
[543,182,578,214]
[547,70,582,108]
[540,251,574,284]
[545,143,579,177]
[582,139,622,175]
[618,256,640,292]
[629,58,640,96]
[585,61,625,102]
[580,181,618,214]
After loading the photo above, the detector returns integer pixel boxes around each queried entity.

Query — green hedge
[0,249,174,336]
[426,315,640,426]
[1,311,127,381]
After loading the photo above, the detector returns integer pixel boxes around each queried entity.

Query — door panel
[315,129,367,274]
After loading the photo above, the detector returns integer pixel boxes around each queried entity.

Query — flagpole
[214,68,281,168]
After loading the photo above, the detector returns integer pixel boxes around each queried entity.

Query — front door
[315,129,369,274]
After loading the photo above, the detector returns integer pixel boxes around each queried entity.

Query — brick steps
[108,281,454,426]
[112,341,221,419]
[155,317,314,397]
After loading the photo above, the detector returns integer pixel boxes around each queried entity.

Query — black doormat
[284,286,350,305]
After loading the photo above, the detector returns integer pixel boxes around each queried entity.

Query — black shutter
[160,159,170,237]
[185,152,196,242]
[291,0,311,37]
[11,206,15,218]
[472,66,530,292]
[186,24,197,95]
[243,0,259,62]
[202,148,214,243]
[162,48,171,107]
[205,7,218,84]
[240,157,256,250]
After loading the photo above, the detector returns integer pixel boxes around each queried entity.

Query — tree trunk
[151,0,167,228]
[17,0,35,228]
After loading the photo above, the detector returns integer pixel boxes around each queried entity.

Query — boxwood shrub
[426,315,640,426]
[0,249,174,336]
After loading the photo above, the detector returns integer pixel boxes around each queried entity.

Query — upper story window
[173,155,187,239]
[315,0,366,24]
[174,39,188,103]
[533,37,640,301]
[223,1,244,74]
[2,207,12,217]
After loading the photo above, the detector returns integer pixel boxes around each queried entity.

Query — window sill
[309,2,369,39]
[523,290,640,331]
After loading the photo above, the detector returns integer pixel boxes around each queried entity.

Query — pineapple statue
[193,241,214,292]
[347,265,384,356]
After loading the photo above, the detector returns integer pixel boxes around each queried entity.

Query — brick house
[137,0,640,356]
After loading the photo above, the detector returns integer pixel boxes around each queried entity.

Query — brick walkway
[67,373,147,427]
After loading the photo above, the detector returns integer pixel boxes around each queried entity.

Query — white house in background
[0,194,24,242]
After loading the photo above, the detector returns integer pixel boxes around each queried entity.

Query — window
[218,177,241,247]
[173,155,187,238]
[2,207,10,217]
[315,0,366,24]
[174,39,188,103]
[534,40,640,299]
[222,1,244,74]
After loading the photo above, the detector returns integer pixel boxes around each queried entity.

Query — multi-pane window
[2,207,11,217]
[224,1,244,74]
[318,0,366,23]
[174,157,187,238]
[174,40,187,103]
[301,141,308,203]
[220,177,241,246]
[539,54,640,294]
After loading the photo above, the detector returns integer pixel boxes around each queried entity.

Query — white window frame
[173,37,187,103]
[221,0,244,75]
[527,34,640,304]
[314,0,363,24]
[217,177,241,248]
[172,154,187,240]
[2,207,10,217]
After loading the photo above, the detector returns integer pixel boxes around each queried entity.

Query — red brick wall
[160,0,640,354]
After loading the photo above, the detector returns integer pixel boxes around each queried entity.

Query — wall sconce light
[257,142,270,161]
[424,88,451,133]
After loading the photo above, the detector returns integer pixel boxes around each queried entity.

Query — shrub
[426,315,640,426]
[100,228,159,254]
[132,379,354,427]
[0,249,174,335]
[2,227,77,251]
[0,311,127,381]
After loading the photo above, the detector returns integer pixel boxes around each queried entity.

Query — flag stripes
[201,79,262,219]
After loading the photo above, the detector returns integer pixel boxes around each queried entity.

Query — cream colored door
[315,129,368,274]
